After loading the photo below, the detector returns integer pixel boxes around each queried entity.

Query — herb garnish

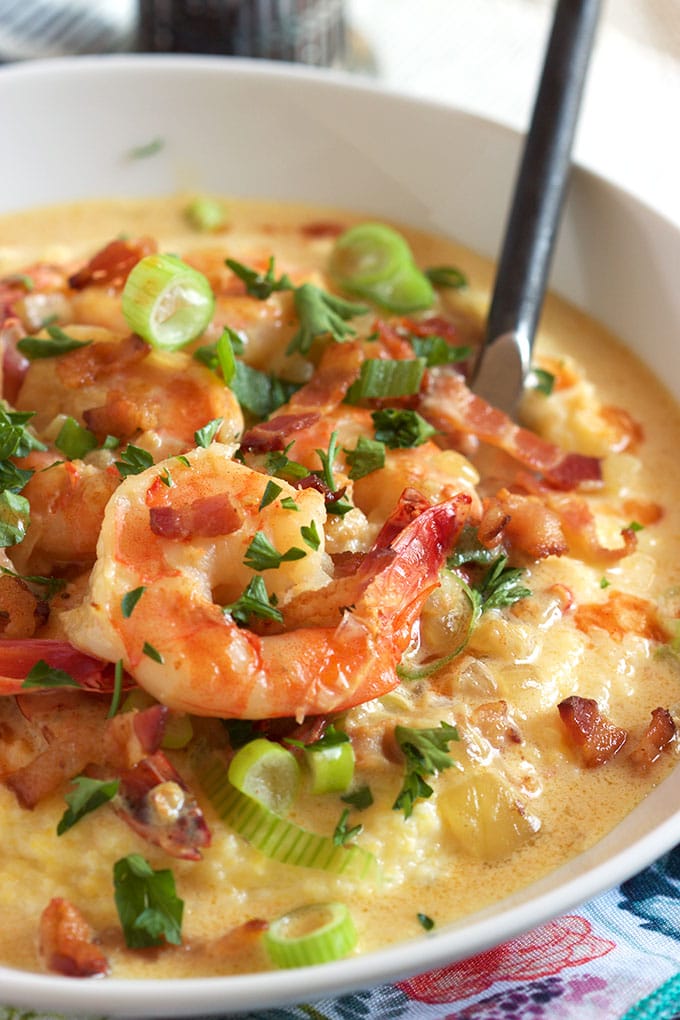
[372,408,435,449]
[0,565,66,599]
[344,435,386,480]
[0,490,31,547]
[113,853,183,949]
[393,721,459,818]
[409,333,472,367]
[121,586,146,618]
[17,324,92,359]
[259,480,283,510]
[143,641,165,664]
[288,284,368,356]
[529,367,556,395]
[194,417,223,448]
[55,416,98,460]
[341,785,374,811]
[314,432,352,516]
[223,575,283,626]
[115,444,154,478]
[333,808,363,847]
[300,520,321,551]
[417,912,435,931]
[57,775,120,835]
[107,660,124,719]
[226,256,293,299]
[243,531,306,572]
[21,660,80,689]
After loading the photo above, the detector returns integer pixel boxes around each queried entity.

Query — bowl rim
[0,53,678,1018]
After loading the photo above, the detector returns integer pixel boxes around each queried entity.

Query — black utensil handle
[484,0,601,350]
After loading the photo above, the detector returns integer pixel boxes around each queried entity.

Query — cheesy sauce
[0,196,678,979]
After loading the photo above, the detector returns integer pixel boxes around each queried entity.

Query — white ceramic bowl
[1,55,679,1018]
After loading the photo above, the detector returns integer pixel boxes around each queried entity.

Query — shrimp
[64,443,470,719]
[14,326,243,460]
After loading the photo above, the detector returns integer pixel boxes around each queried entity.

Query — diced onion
[121,253,215,350]
[263,902,357,968]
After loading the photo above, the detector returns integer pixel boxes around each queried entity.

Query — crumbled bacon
[149,494,243,539]
[56,333,149,388]
[300,220,345,239]
[68,237,157,290]
[114,751,211,860]
[629,708,677,770]
[575,592,668,643]
[240,412,320,453]
[39,898,108,978]
[420,368,602,490]
[558,695,627,767]
[289,339,364,411]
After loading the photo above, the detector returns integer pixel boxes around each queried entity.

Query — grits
[0,196,678,979]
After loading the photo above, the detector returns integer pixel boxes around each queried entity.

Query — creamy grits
[0,195,678,979]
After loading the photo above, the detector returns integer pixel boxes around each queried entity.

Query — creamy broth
[0,196,678,978]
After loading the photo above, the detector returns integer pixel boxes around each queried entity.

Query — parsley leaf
[393,721,459,818]
[107,660,124,719]
[21,659,79,689]
[223,575,283,625]
[115,444,154,478]
[474,555,532,612]
[259,480,283,510]
[243,531,306,571]
[121,586,145,618]
[55,416,98,460]
[225,255,293,299]
[194,417,223,448]
[113,853,183,948]
[417,912,435,931]
[0,460,33,494]
[17,324,92,360]
[288,284,368,356]
[333,807,363,847]
[341,785,374,811]
[143,641,164,663]
[300,520,321,551]
[529,367,555,395]
[409,334,472,367]
[344,435,385,480]
[0,565,66,599]
[0,407,46,459]
[372,408,435,449]
[314,431,353,516]
[57,775,120,835]
[0,490,31,547]
[265,443,310,482]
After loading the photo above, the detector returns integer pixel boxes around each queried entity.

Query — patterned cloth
[2,846,679,1020]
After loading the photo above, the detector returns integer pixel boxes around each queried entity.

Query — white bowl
[1,55,679,1018]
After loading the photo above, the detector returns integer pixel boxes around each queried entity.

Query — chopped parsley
[107,660,124,719]
[417,912,435,931]
[17,324,92,359]
[393,721,459,818]
[0,566,66,599]
[300,520,321,550]
[332,807,363,847]
[470,554,532,614]
[55,416,98,460]
[121,586,146,618]
[259,480,283,510]
[223,575,283,626]
[265,444,309,482]
[21,659,79,689]
[113,853,183,949]
[57,775,120,835]
[225,255,293,299]
[529,367,556,395]
[288,284,368,356]
[243,531,306,572]
[341,785,374,811]
[0,490,31,547]
[372,408,435,449]
[142,641,164,664]
[344,435,385,481]
[115,444,154,478]
[409,333,472,367]
[194,417,223,448]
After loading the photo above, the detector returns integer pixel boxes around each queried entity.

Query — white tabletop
[347,0,680,227]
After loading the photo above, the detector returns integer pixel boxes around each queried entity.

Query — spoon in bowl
[470,0,602,416]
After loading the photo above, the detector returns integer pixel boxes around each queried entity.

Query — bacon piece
[39,898,108,977]
[68,237,157,290]
[479,489,567,560]
[300,220,345,239]
[149,493,243,539]
[575,592,668,643]
[290,339,364,412]
[629,708,677,770]
[6,695,167,808]
[420,368,602,490]
[545,493,638,565]
[0,639,117,695]
[240,411,320,453]
[56,332,149,388]
[115,750,211,860]
[558,695,627,767]
[84,389,159,441]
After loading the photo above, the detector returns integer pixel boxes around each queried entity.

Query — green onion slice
[330,223,434,313]
[263,902,357,968]
[305,739,355,795]
[228,738,301,815]
[198,755,379,881]
[121,253,215,350]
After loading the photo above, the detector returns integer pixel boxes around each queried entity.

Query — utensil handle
[484,0,601,351]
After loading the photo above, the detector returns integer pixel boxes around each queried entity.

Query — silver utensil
[471,0,602,415]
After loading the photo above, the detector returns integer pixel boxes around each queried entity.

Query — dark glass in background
[138,0,348,67]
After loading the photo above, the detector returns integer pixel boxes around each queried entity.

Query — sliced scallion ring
[198,755,379,881]
[121,253,215,350]
[228,738,300,815]
[306,740,355,795]
[330,223,434,313]
[263,902,357,968]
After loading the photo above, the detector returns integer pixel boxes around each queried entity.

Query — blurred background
[0,0,677,223]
